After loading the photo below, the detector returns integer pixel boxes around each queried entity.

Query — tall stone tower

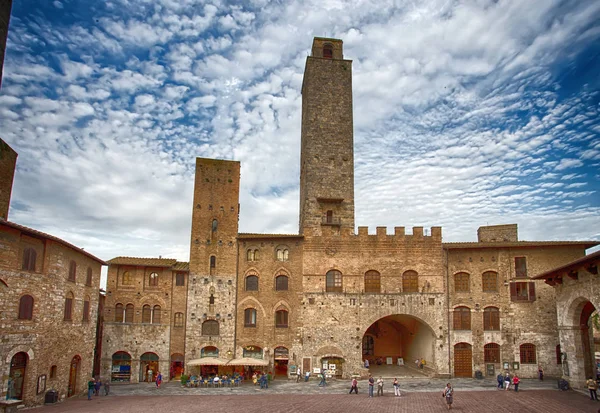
[0,138,17,220]
[299,38,355,236]
[185,158,240,361]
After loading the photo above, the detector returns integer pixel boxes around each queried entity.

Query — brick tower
[185,158,240,361]
[299,38,355,236]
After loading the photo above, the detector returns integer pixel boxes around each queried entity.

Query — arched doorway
[9,352,28,400]
[170,353,184,380]
[140,353,159,383]
[67,355,81,397]
[273,347,289,377]
[362,314,436,375]
[111,351,132,382]
[577,300,597,380]
[454,343,473,377]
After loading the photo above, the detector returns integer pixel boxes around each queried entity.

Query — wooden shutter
[509,282,517,302]
[528,282,536,302]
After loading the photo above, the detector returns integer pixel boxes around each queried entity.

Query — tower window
[149,272,159,287]
[210,256,216,275]
[209,294,215,305]
[212,219,218,232]
[326,210,333,224]
[244,308,257,327]
[323,44,333,58]
[68,261,77,282]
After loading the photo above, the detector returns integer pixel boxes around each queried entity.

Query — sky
[1,0,599,287]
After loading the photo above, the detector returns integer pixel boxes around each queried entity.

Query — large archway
[362,314,436,375]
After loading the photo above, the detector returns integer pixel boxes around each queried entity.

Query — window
[153,305,161,324]
[50,365,57,379]
[64,292,74,321]
[510,282,536,302]
[275,309,288,328]
[142,305,152,323]
[125,304,134,323]
[515,257,527,278]
[202,320,219,336]
[520,343,536,364]
[18,295,34,320]
[68,261,77,282]
[149,272,159,287]
[209,294,215,305]
[326,270,342,292]
[115,303,124,322]
[323,44,333,58]
[484,343,500,363]
[247,249,254,261]
[483,307,500,330]
[86,268,93,286]
[83,297,90,322]
[453,306,471,330]
[174,312,184,327]
[122,271,132,286]
[175,273,185,286]
[454,272,469,292]
[244,308,257,327]
[362,335,374,356]
[210,256,216,275]
[22,247,36,271]
[246,275,259,291]
[212,219,218,232]
[326,210,333,223]
[402,270,418,292]
[482,271,498,292]
[275,275,289,291]
[276,248,289,261]
[556,344,562,364]
[364,270,381,293]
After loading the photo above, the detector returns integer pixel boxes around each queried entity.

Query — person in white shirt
[296,366,302,383]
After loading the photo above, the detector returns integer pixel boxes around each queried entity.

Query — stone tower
[0,138,17,220]
[299,38,355,236]
[185,158,240,361]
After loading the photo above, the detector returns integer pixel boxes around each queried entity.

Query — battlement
[354,226,442,241]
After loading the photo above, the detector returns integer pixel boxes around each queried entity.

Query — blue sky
[1,0,599,277]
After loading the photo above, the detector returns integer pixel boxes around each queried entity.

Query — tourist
[304,371,310,382]
[213,375,220,387]
[147,368,153,383]
[415,358,420,369]
[318,371,327,387]
[512,374,520,392]
[586,377,598,400]
[262,373,269,389]
[156,371,162,388]
[368,374,374,397]
[364,359,369,368]
[538,366,544,381]
[393,378,401,397]
[420,358,426,369]
[377,376,384,396]
[504,372,511,391]
[252,372,258,385]
[296,366,301,383]
[496,373,504,390]
[349,377,358,394]
[442,383,453,410]
[94,378,101,396]
[103,380,110,396]
[87,378,95,401]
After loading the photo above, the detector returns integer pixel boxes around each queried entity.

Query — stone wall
[0,0,12,88]
[477,224,518,242]
[0,138,17,220]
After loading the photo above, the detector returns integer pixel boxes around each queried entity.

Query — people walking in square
[377,376,384,396]
[368,374,374,397]
[504,372,511,391]
[496,373,504,390]
[586,377,598,400]
[103,380,110,396]
[87,378,95,400]
[156,371,162,388]
[393,378,401,397]
[304,370,310,382]
[512,374,520,392]
[296,366,301,383]
[442,383,453,410]
[538,366,544,381]
[318,371,326,387]
[349,377,358,394]
[94,378,101,396]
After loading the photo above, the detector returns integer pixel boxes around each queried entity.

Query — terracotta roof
[173,261,190,271]
[107,257,178,267]
[443,240,599,250]
[532,250,600,280]
[238,233,304,239]
[0,219,105,264]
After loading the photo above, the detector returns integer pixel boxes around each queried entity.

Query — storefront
[111,351,132,382]
[187,348,229,377]
[274,347,289,377]
[139,352,159,383]
[170,353,184,379]
[321,357,344,378]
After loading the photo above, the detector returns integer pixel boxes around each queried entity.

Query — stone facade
[0,0,12,89]
[0,138,17,220]
[0,220,104,406]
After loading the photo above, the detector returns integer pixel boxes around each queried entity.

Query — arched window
[323,44,333,58]
[64,292,74,321]
[453,306,471,330]
[86,268,93,286]
[482,271,498,292]
[210,256,216,275]
[247,249,254,261]
[520,343,536,364]
[212,219,218,232]
[83,296,90,322]
[254,249,260,260]
[364,270,381,293]
[22,247,36,271]
[246,275,259,291]
[209,294,215,305]
[122,271,132,286]
[326,270,342,292]
[125,304,134,323]
[68,261,77,282]
[149,272,159,287]
[174,312,184,327]
[115,303,124,322]
[402,270,418,292]
[153,305,161,324]
[142,305,152,323]
[483,307,500,330]
[18,295,34,320]
[202,320,219,336]
[454,272,470,292]
[275,275,289,291]
[276,248,289,261]
[244,308,257,327]
[275,309,288,328]
[484,343,500,363]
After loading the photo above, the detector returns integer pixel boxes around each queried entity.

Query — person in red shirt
[512,374,520,392]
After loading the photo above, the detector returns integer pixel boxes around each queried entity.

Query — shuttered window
[482,271,498,292]
[520,343,536,364]
[142,305,152,323]
[86,268,93,286]
[64,293,74,321]
[68,261,77,282]
[510,282,536,302]
[402,271,418,292]
[454,272,470,292]
[453,306,471,330]
[125,304,134,323]
[18,295,34,320]
[326,270,342,292]
[275,310,288,328]
[83,299,90,322]
[22,248,36,271]
[484,343,500,363]
[275,275,288,291]
[483,307,500,330]
[244,308,257,327]
[364,270,381,293]
[152,305,161,324]
[246,275,258,291]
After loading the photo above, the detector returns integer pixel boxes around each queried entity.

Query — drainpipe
[445,247,452,377]
[233,237,239,358]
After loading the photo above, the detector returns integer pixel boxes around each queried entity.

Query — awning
[227,357,269,366]
[187,357,230,366]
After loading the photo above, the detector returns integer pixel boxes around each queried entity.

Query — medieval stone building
[100,38,598,385]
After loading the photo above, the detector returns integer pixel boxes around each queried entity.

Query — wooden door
[303,358,311,375]
[454,343,472,378]
[10,352,27,400]
[68,356,80,397]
